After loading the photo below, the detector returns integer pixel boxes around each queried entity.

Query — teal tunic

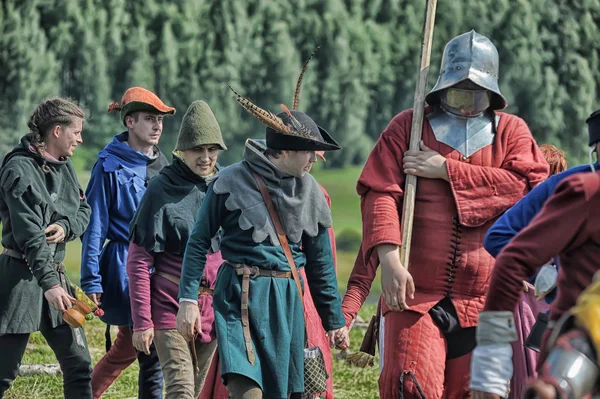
[180,188,344,398]
[0,135,91,333]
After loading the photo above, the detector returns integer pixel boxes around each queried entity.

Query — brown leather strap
[252,172,304,304]
[233,266,292,279]
[238,172,308,365]
[2,248,25,259]
[4,248,70,290]
[231,264,293,365]
[239,268,254,364]
[156,270,181,285]
[156,271,214,295]
[189,340,200,375]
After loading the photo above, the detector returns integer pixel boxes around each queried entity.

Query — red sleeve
[341,245,379,327]
[320,184,332,208]
[447,117,549,227]
[319,185,337,270]
[126,242,155,331]
[329,226,337,271]
[484,175,590,312]
[343,113,410,324]
[357,113,409,260]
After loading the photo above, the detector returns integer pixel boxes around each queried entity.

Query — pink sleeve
[341,245,379,327]
[126,242,155,331]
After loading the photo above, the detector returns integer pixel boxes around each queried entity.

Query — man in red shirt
[343,30,549,399]
[470,170,600,399]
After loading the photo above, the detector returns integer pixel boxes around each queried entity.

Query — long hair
[27,98,85,156]
[539,144,567,176]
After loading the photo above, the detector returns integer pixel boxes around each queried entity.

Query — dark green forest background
[2,0,599,169]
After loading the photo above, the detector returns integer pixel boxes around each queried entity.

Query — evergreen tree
[0,1,59,157]
[193,0,256,164]
[3,0,600,167]
[122,26,155,90]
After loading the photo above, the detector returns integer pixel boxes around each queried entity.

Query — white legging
[379,310,385,373]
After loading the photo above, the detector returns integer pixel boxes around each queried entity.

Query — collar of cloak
[210,139,332,245]
[129,155,220,254]
[2,134,70,169]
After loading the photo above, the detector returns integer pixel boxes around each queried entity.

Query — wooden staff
[400,0,438,269]
[342,0,438,369]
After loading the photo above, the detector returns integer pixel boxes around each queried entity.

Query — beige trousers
[153,329,217,399]
[226,374,303,399]
[226,374,265,399]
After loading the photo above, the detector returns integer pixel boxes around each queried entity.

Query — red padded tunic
[343,107,548,399]
[343,107,549,326]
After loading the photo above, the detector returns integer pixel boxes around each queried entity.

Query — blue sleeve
[303,227,345,331]
[80,161,113,294]
[179,187,225,301]
[484,179,554,258]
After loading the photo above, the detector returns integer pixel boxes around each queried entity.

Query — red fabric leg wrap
[197,351,229,399]
[442,352,472,399]
[91,326,137,399]
[379,311,447,399]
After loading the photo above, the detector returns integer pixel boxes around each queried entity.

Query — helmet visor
[441,88,491,116]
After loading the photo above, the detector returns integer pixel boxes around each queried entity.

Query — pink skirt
[510,286,549,399]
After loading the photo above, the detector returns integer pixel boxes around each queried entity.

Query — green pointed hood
[175,100,227,151]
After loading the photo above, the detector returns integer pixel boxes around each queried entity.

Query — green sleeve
[179,186,226,300]
[3,183,60,291]
[303,227,345,331]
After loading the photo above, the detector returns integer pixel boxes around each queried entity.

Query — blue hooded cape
[80,132,168,325]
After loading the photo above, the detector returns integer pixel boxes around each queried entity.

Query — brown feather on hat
[227,46,341,152]
[227,84,313,140]
[292,46,320,110]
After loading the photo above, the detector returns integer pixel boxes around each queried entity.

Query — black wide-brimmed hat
[265,107,340,151]
[586,109,600,146]
[228,47,341,152]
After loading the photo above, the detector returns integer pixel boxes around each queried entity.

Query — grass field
[7,305,380,399]
[6,165,384,398]
[312,166,364,233]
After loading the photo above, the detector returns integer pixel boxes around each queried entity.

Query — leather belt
[228,262,292,365]
[155,271,214,295]
[2,248,64,272]
[3,247,67,290]
[2,248,25,260]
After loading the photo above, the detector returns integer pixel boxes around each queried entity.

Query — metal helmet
[426,30,508,110]
[525,313,599,399]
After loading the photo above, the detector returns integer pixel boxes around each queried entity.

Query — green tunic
[0,135,91,334]
[180,140,344,398]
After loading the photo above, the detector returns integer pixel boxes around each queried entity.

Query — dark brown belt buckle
[248,266,260,279]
